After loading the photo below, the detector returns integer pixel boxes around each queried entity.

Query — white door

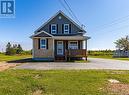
[57,41,64,55]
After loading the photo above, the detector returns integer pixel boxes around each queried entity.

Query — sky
[0,0,129,51]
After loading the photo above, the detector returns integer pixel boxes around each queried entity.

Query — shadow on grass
[7,58,53,63]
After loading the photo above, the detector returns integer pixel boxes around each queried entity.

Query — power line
[58,0,75,20]
[58,0,83,26]
[91,25,129,35]
[93,14,129,31]
[63,0,82,25]
[92,18,129,32]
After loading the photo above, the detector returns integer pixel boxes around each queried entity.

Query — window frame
[64,24,69,34]
[51,24,57,34]
[40,38,46,49]
[68,41,78,49]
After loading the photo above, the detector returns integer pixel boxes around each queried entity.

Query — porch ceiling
[53,36,89,40]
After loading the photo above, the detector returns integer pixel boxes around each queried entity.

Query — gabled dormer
[34,10,86,36]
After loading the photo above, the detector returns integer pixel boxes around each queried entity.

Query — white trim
[64,24,69,34]
[32,37,51,38]
[40,38,46,49]
[42,30,53,37]
[57,41,64,55]
[34,10,86,33]
[68,41,78,49]
[30,30,53,38]
[51,24,57,34]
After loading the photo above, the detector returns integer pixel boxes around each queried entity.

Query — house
[113,50,129,58]
[30,11,90,61]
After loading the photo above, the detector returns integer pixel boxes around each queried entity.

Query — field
[0,70,129,95]
[88,50,129,61]
[89,55,129,61]
[0,54,32,62]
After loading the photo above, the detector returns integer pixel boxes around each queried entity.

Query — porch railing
[66,49,87,57]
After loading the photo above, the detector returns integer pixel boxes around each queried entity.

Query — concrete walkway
[15,58,129,70]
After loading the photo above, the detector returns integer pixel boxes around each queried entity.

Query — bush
[21,50,32,55]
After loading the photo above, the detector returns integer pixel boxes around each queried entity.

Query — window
[64,24,69,34]
[58,16,62,19]
[51,24,57,34]
[40,39,46,49]
[68,41,78,49]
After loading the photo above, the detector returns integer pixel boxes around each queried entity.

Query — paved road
[15,58,129,70]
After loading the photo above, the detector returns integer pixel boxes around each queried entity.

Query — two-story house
[30,11,90,61]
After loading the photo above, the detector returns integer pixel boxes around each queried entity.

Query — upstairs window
[51,24,57,34]
[40,39,46,49]
[64,24,69,34]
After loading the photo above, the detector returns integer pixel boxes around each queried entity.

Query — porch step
[55,60,66,62]
[55,56,66,62]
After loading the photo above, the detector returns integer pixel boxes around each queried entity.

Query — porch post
[85,39,87,60]
[32,38,34,58]
[53,39,55,61]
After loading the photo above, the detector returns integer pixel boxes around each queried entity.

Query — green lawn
[0,69,129,95]
[89,55,129,61]
[0,54,32,62]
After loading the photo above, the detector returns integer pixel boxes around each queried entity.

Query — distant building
[113,50,129,58]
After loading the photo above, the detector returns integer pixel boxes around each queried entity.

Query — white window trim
[40,38,46,49]
[51,24,57,34]
[68,41,78,49]
[64,24,69,34]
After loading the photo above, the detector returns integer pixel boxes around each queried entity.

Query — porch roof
[53,36,90,40]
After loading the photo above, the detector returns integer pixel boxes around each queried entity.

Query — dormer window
[64,24,69,34]
[51,24,57,34]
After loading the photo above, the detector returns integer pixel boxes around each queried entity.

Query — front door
[57,41,64,55]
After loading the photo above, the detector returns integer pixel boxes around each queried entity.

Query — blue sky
[0,0,129,51]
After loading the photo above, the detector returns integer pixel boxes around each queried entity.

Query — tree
[13,44,17,49]
[16,44,23,54]
[9,48,17,55]
[5,43,23,55]
[5,42,12,55]
[114,35,129,51]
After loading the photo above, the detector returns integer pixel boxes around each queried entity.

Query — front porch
[54,39,87,61]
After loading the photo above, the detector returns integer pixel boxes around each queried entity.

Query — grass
[89,55,129,61]
[0,54,32,62]
[0,69,129,95]
[0,53,89,63]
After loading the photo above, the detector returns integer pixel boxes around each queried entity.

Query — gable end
[34,11,86,34]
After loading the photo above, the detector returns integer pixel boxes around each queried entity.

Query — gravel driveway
[15,58,129,70]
